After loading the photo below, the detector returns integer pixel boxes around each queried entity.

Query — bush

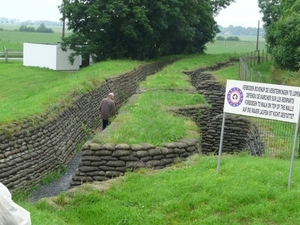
[18,23,54,33]
[225,36,240,41]
[216,36,225,41]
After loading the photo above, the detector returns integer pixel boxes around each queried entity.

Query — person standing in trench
[99,93,117,130]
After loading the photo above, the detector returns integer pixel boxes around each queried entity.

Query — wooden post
[4,47,8,62]
[247,52,250,65]
[239,57,242,80]
[256,20,260,52]
[245,63,248,81]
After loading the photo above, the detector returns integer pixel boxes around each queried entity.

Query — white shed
[23,43,81,71]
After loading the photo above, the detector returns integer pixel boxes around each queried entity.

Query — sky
[215,0,263,28]
[0,0,263,28]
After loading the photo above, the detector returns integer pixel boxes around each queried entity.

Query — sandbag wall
[185,69,265,155]
[71,139,200,186]
[0,61,172,191]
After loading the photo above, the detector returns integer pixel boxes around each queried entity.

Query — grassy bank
[0,60,143,125]
[16,153,300,225]
[95,53,240,145]
[0,53,238,126]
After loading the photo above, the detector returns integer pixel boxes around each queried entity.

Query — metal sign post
[217,112,226,174]
[288,110,300,190]
[218,80,300,189]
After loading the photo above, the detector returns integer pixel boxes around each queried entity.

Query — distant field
[0,23,63,32]
[206,35,266,54]
[0,24,65,50]
[0,30,62,50]
[0,23,266,54]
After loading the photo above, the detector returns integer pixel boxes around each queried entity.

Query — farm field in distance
[0,23,65,50]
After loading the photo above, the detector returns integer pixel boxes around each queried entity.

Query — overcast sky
[215,0,263,28]
[0,0,262,28]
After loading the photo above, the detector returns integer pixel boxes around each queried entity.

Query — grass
[250,118,300,158]
[0,29,63,50]
[205,40,266,55]
[15,153,300,224]
[95,91,203,145]
[4,32,300,224]
[94,53,241,145]
[0,60,144,125]
[210,61,240,85]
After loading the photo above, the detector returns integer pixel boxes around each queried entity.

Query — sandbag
[0,182,31,225]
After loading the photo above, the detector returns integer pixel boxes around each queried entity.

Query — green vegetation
[19,23,54,33]
[95,53,240,145]
[17,154,300,224]
[258,0,300,71]
[212,62,240,85]
[3,30,299,224]
[205,40,266,54]
[0,60,143,125]
[60,0,234,61]
[0,30,62,50]
[216,35,240,41]
[95,91,203,145]
[41,166,67,185]
[218,25,265,36]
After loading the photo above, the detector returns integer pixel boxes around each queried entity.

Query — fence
[0,47,23,62]
[239,51,300,157]
[239,50,272,83]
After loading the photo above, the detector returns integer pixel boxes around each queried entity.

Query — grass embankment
[0,60,143,125]
[92,53,241,145]
[17,154,300,225]
[0,53,240,137]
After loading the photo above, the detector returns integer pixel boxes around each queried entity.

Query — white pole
[217,112,226,174]
[288,109,300,190]
[4,47,8,62]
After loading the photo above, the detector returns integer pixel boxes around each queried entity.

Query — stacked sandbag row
[71,139,200,186]
[184,66,265,156]
[201,114,254,154]
[169,104,208,127]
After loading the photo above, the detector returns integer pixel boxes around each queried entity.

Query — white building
[23,43,81,71]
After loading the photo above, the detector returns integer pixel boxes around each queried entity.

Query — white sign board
[224,80,300,123]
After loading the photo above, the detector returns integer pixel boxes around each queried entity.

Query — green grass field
[0,60,144,125]
[3,31,300,225]
[205,39,266,55]
[0,24,65,49]
[0,30,62,49]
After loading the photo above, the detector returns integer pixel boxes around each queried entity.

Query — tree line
[19,23,54,33]
[58,0,300,72]
[258,0,300,71]
[59,0,235,62]
[218,25,265,37]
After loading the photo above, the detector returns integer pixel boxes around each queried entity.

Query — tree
[36,23,54,33]
[259,0,300,71]
[59,0,235,62]
[258,0,281,27]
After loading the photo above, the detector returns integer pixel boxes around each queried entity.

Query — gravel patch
[29,152,82,202]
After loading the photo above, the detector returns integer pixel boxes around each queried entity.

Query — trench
[28,59,236,202]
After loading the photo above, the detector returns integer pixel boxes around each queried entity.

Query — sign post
[218,80,300,189]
